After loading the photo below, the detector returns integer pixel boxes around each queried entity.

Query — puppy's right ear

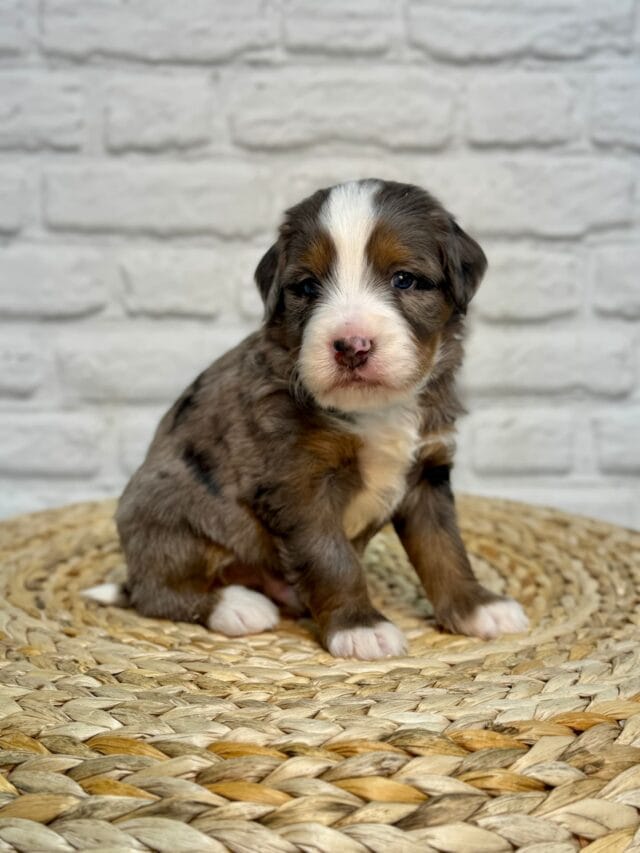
[254,241,283,323]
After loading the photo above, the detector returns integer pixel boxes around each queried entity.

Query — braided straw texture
[0,497,638,852]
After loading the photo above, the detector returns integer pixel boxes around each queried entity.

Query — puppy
[88,179,528,659]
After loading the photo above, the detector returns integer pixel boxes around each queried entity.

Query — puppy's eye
[292,278,320,298]
[391,271,437,291]
[392,271,418,290]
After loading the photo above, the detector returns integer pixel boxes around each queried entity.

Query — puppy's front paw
[208,585,279,636]
[457,598,529,640]
[327,621,407,660]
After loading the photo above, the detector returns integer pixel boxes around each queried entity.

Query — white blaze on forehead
[299,179,419,412]
[319,181,380,299]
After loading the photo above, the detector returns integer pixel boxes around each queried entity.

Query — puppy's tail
[82,582,130,608]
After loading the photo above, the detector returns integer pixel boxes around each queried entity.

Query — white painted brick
[407,0,635,61]
[591,71,640,150]
[274,158,417,210]
[462,329,634,396]
[239,279,266,321]
[538,4,637,57]
[582,334,635,397]
[593,411,640,473]
[0,1,25,55]
[119,246,257,318]
[118,409,165,475]
[57,326,250,403]
[476,248,582,322]
[231,69,456,150]
[44,164,273,237]
[593,246,640,320]
[0,247,107,318]
[0,74,84,151]
[463,328,577,395]
[105,76,212,152]
[470,410,573,474]
[0,333,45,398]
[0,171,25,234]
[0,414,104,476]
[425,158,633,238]
[282,157,634,238]
[41,0,276,62]
[466,74,578,146]
[283,0,394,54]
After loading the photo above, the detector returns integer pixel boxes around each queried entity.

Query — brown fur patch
[366,221,412,275]
[415,331,443,379]
[297,427,361,474]
[419,439,453,471]
[299,230,336,280]
[293,426,363,511]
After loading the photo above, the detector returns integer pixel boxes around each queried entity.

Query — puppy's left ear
[443,218,487,314]
[254,241,283,323]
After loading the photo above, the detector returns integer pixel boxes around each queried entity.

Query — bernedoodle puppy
[87,179,528,659]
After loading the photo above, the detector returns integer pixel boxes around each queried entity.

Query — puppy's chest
[342,408,422,540]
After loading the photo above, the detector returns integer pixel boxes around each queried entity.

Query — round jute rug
[0,497,638,852]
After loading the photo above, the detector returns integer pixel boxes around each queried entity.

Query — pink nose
[333,336,372,369]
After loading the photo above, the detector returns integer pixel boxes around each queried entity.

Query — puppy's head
[256,179,486,412]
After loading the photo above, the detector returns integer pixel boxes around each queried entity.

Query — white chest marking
[343,404,422,540]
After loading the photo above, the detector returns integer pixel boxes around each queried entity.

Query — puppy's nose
[333,336,372,369]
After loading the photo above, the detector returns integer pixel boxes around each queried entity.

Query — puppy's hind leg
[115,521,280,635]
[82,582,130,607]
[113,521,219,623]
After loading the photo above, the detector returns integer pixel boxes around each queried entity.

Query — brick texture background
[1,0,639,528]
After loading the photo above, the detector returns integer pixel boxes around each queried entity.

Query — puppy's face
[256,180,487,412]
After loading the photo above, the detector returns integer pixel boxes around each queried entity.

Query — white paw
[207,585,279,636]
[459,599,529,640]
[82,582,128,607]
[327,621,407,660]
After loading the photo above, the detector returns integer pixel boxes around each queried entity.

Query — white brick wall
[0,0,639,530]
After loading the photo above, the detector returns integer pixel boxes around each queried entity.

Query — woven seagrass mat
[0,497,638,852]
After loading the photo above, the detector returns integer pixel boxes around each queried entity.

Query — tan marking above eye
[366,221,412,275]
[299,230,336,280]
